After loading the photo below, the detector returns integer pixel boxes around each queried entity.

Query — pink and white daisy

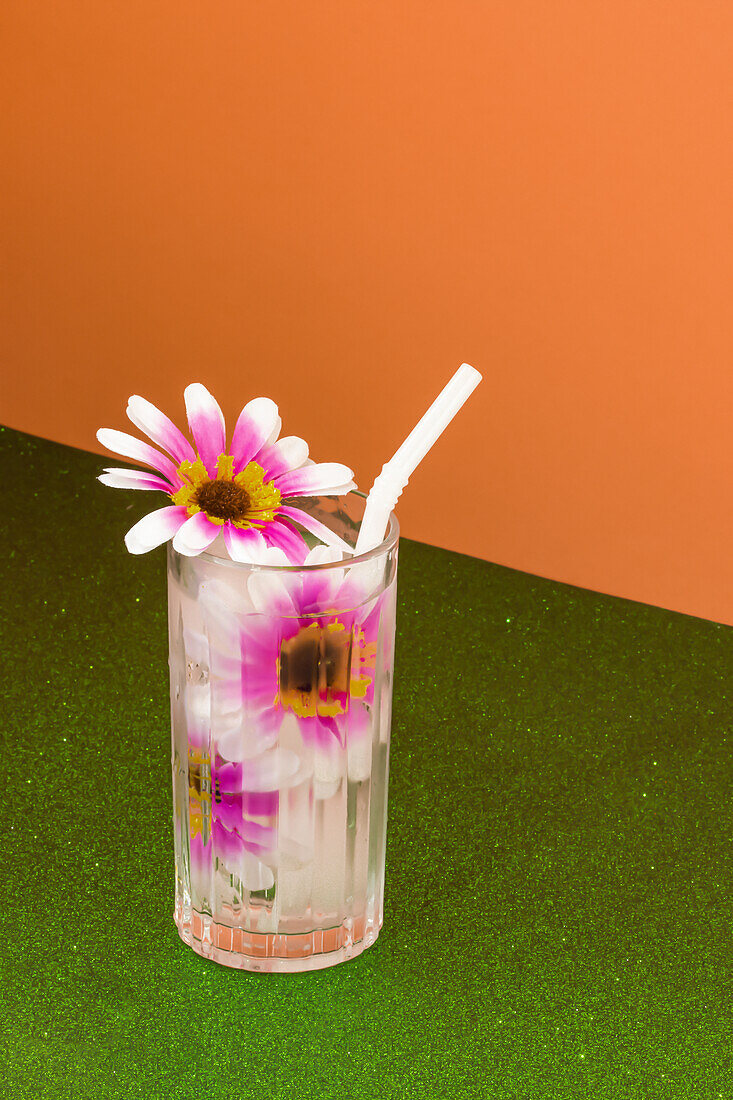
[185,705,305,893]
[97,384,356,564]
[188,748,303,894]
[201,546,385,764]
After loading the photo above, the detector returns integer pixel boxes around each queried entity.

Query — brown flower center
[278,624,353,718]
[194,479,251,522]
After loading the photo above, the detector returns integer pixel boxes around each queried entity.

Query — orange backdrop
[2,2,732,623]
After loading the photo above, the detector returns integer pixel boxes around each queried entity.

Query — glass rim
[190,497,400,574]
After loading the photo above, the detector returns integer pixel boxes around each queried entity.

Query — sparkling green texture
[1,424,731,1099]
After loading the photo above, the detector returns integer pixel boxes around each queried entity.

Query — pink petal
[301,548,345,603]
[359,597,383,639]
[278,504,352,554]
[183,383,226,477]
[256,435,309,480]
[172,512,222,556]
[262,518,308,563]
[223,525,269,564]
[210,822,275,888]
[347,700,372,739]
[299,715,344,749]
[230,397,281,473]
[299,567,341,610]
[189,833,213,896]
[242,790,279,816]
[96,428,181,485]
[274,463,356,498]
[124,505,188,554]
[99,468,174,492]
[126,395,196,465]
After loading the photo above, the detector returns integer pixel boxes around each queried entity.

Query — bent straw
[353,363,482,555]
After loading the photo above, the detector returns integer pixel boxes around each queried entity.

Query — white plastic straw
[353,363,482,555]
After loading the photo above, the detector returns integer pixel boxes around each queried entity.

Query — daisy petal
[278,505,352,554]
[223,525,269,564]
[256,435,309,480]
[124,505,188,554]
[262,519,308,563]
[183,383,226,477]
[126,395,196,465]
[248,566,298,614]
[240,748,301,792]
[216,716,281,763]
[304,545,344,565]
[274,463,356,498]
[325,482,357,496]
[230,397,281,473]
[239,853,275,892]
[258,547,291,567]
[210,822,276,888]
[99,468,174,492]
[172,512,222,556]
[301,715,345,750]
[189,833,212,896]
[302,546,346,602]
[97,428,181,485]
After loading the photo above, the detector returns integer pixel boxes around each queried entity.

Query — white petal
[97,427,180,484]
[239,854,275,891]
[278,505,353,554]
[258,547,291,567]
[261,519,309,563]
[257,435,309,480]
[200,577,256,617]
[274,462,356,498]
[266,415,282,446]
[240,748,301,791]
[126,395,195,465]
[222,525,269,564]
[215,721,280,763]
[230,397,281,472]
[330,481,358,495]
[124,506,188,554]
[304,545,344,565]
[99,469,172,492]
[340,558,384,601]
[172,513,222,556]
[248,565,299,615]
[347,729,374,783]
[183,383,226,477]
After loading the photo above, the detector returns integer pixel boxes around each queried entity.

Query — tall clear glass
[167,494,399,972]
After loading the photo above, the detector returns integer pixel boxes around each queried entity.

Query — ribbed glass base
[175,909,381,972]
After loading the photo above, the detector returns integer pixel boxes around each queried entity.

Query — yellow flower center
[188,748,211,838]
[172,454,281,528]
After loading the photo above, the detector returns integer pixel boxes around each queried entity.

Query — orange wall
[2,2,732,623]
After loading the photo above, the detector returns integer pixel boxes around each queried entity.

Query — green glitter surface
[1,424,731,1099]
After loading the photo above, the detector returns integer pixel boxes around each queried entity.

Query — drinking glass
[168,494,399,972]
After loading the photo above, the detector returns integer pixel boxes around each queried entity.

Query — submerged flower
[204,546,383,758]
[188,746,301,893]
[97,384,356,563]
